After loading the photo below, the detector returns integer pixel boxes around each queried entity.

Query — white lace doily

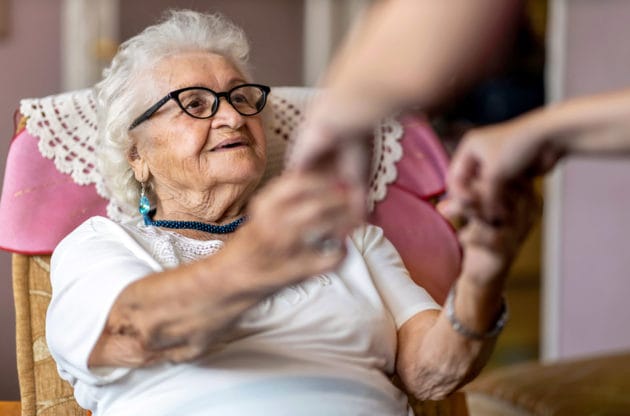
[20,87,403,218]
[21,89,99,185]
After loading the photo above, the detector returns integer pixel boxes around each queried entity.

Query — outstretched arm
[291,0,521,170]
[446,88,630,223]
[396,181,538,399]
[290,0,521,224]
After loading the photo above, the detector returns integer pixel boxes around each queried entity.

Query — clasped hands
[287,119,540,290]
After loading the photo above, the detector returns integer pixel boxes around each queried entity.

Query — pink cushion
[0,128,107,254]
[394,116,450,199]
[369,116,460,304]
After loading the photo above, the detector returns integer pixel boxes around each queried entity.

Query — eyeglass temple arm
[129,93,174,130]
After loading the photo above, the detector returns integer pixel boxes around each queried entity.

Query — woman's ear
[128,144,150,183]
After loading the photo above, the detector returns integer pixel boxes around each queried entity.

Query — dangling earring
[139,182,151,224]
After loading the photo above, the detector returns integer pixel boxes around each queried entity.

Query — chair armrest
[466,352,630,415]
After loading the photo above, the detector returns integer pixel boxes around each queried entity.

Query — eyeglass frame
[128,83,271,131]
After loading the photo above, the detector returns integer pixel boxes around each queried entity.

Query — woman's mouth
[210,138,248,152]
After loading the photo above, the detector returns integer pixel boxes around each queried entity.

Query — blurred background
[0,0,629,401]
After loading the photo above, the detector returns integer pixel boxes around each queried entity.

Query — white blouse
[46,216,440,416]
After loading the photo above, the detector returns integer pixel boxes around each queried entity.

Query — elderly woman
[46,9,534,416]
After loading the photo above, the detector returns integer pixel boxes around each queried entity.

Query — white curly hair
[96,9,252,217]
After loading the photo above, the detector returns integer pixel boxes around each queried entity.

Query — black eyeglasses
[129,83,271,130]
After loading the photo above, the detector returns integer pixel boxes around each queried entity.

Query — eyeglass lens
[178,85,266,118]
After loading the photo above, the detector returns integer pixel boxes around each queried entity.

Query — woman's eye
[186,99,203,109]
[231,94,249,104]
[181,95,211,115]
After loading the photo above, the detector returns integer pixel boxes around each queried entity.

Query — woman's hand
[446,113,562,226]
[445,179,540,289]
[234,171,359,291]
[288,119,372,224]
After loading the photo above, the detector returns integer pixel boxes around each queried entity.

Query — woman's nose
[212,97,245,129]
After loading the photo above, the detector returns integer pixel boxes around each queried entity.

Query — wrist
[446,278,507,339]
[446,282,508,340]
[526,101,596,158]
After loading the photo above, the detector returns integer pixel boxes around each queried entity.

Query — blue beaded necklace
[139,193,245,234]
[143,211,246,234]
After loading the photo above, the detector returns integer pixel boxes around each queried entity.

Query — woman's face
[130,52,267,214]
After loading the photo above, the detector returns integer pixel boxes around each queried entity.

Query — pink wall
[551,0,630,359]
[559,159,630,358]
[563,0,630,98]
[0,0,303,401]
[0,0,62,400]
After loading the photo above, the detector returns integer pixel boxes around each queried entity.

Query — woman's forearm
[397,186,535,399]
[395,277,501,399]
[88,243,276,368]
[536,88,630,157]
